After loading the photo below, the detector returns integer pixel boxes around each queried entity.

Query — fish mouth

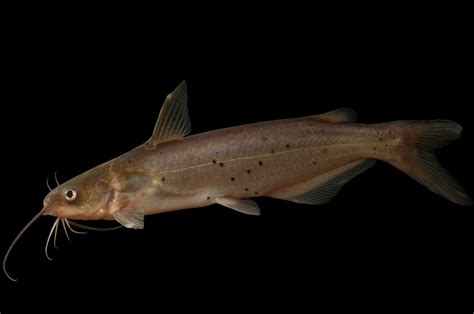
[42,205,65,218]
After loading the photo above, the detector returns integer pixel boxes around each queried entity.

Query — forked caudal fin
[388,120,472,206]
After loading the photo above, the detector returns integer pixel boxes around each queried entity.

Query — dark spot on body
[207,197,211,200]
[245,188,249,191]
[219,162,224,167]
[231,177,235,182]
[213,160,217,164]
[128,159,132,164]
[373,146,377,151]
[271,149,275,154]
[379,138,383,142]
[385,144,389,147]
[162,177,166,182]
[313,161,318,165]
[254,192,259,195]
[286,144,290,149]
[259,161,263,166]
[247,169,251,174]
[160,152,164,155]
[389,130,393,135]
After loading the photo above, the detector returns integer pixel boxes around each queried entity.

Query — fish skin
[44,117,396,218]
[136,118,392,214]
[41,81,471,229]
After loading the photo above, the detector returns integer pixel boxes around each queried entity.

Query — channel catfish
[3,81,471,281]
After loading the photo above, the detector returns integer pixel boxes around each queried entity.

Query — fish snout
[42,205,63,217]
[43,194,52,207]
[42,195,65,217]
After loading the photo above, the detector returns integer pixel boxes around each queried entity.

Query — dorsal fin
[148,81,191,146]
[309,108,357,123]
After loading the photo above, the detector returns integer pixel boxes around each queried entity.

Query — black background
[1,9,472,312]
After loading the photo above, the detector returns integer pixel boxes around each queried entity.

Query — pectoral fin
[113,207,144,229]
[108,191,144,229]
[215,198,261,216]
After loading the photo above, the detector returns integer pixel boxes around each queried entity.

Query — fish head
[42,165,115,220]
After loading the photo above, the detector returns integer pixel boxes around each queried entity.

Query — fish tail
[388,120,472,205]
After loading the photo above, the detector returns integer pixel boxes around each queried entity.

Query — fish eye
[65,189,77,201]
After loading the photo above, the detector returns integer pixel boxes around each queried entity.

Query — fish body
[116,118,399,215]
[40,81,470,230]
[3,80,471,281]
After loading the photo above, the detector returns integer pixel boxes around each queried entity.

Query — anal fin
[270,159,375,205]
